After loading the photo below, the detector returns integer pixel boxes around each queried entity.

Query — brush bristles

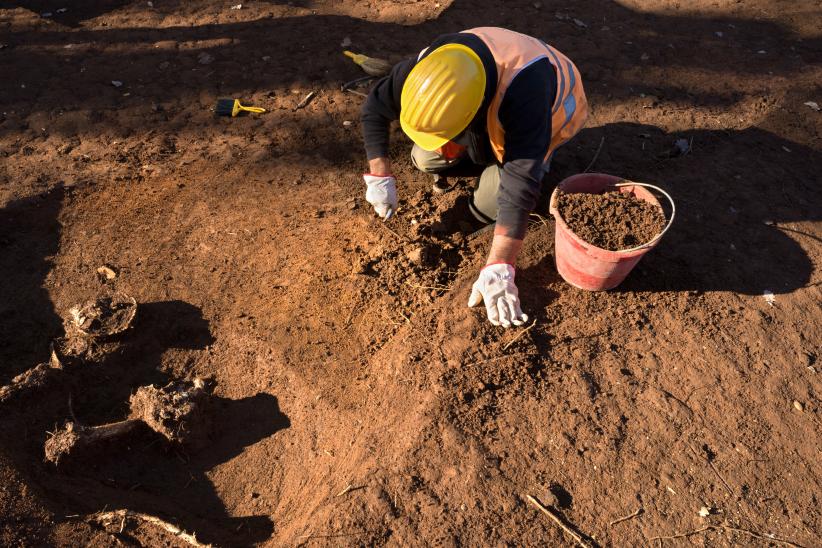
[215,98,237,116]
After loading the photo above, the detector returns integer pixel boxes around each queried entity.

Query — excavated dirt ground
[1,1,821,546]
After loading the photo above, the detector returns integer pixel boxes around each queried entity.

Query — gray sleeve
[495,58,555,239]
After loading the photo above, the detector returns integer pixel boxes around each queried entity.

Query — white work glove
[363,174,398,220]
[468,263,529,328]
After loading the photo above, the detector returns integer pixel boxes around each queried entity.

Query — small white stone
[111,80,123,87]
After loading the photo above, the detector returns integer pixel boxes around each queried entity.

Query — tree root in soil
[0,363,59,404]
[45,379,210,464]
[2,292,139,405]
[525,494,595,548]
[649,524,806,547]
[89,509,211,547]
[45,420,142,464]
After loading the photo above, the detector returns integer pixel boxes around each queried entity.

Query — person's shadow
[516,121,819,299]
[40,300,290,546]
[0,185,65,383]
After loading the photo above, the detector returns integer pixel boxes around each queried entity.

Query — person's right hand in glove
[363,174,398,220]
[467,263,529,328]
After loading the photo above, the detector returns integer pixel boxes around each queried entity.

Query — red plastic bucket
[548,173,675,291]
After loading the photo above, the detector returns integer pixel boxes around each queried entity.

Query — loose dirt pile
[557,190,666,250]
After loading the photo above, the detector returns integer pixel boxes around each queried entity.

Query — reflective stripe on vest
[463,27,588,163]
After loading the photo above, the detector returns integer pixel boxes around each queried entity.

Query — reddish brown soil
[1,1,821,547]
[557,190,667,250]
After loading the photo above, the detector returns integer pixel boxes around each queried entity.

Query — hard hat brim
[400,117,452,152]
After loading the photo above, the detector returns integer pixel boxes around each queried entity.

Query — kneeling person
[360,27,588,327]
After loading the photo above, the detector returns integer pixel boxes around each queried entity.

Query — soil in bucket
[556,190,666,251]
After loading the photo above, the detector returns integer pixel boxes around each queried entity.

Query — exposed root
[525,494,595,548]
[89,509,211,547]
[649,524,806,547]
[0,363,58,404]
[64,293,137,339]
[45,419,142,465]
[129,379,210,449]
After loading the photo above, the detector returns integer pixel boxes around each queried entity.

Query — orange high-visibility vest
[464,27,588,163]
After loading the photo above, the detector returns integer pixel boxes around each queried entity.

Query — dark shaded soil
[557,190,667,250]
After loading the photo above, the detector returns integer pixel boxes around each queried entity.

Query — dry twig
[377,221,409,242]
[525,495,594,548]
[609,507,643,526]
[583,136,605,173]
[89,509,211,547]
[293,91,317,111]
[649,524,805,547]
[336,483,363,497]
[502,319,538,351]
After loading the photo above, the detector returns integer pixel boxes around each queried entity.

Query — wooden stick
[294,91,316,111]
[377,221,409,242]
[609,507,643,526]
[502,319,538,351]
[336,483,363,497]
[90,509,211,547]
[525,495,594,548]
[583,136,605,173]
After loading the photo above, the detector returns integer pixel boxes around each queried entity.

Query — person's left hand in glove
[468,262,529,328]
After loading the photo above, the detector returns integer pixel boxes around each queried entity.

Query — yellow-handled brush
[215,98,266,117]
[343,50,392,77]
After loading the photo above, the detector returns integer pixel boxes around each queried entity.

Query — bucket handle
[613,181,676,252]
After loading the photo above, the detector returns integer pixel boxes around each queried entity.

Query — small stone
[532,2,541,8]
[348,201,357,210]
[111,80,123,87]
[804,101,820,111]
[541,489,559,507]
[340,36,352,48]
[262,55,271,61]
[698,506,712,517]
[198,52,214,65]
[96,265,117,281]
[158,61,170,70]
[573,18,587,28]
[406,247,424,264]
[793,400,804,412]
[715,31,723,38]
[342,120,353,127]
[230,4,242,9]
[352,257,367,274]
[640,52,650,61]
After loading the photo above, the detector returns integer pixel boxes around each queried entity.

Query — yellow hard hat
[400,43,486,151]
